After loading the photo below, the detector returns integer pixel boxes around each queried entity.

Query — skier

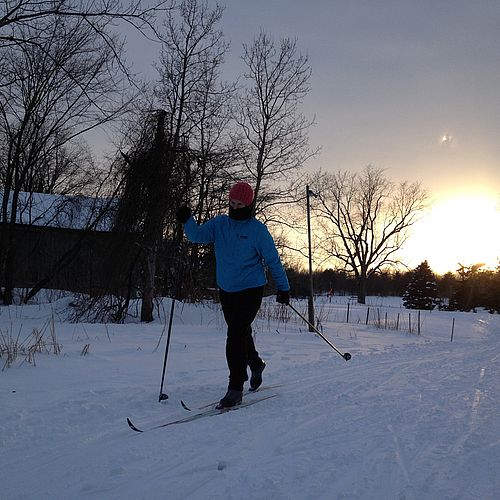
[176,181,290,409]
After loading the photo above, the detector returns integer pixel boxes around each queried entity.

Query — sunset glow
[401,193,500,275]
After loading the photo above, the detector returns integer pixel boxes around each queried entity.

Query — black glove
[176,205,192,223]
[276,290,290,305]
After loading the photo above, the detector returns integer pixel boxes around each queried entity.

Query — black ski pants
[219,286,264,391]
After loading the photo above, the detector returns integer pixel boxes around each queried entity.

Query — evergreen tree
[449,263,487,312]
[403,260,439,310]
[484,265,500,313]
[481,267,500,313]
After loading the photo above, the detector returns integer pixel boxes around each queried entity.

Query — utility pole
[306,185,316,332]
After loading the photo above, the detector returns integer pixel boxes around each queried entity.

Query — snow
[1,295,499,500]
[0,189,115,230]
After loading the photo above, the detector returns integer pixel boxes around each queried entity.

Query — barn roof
[0,190,116,232]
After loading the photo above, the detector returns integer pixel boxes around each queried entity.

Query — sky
[122,0,500,274]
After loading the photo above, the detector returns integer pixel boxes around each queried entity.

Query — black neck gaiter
[228,205,253,221]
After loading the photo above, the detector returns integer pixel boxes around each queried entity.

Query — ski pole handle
[288,304,352,361]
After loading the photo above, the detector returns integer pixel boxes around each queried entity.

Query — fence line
[256,299,457,338]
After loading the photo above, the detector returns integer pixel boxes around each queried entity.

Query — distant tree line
[294,261,500,314]
[445,264,500,313]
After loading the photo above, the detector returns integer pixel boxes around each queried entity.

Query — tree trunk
[357,277,367,304]
[140,248,156,322]
[0,224,16,305]
[139,111,169,322]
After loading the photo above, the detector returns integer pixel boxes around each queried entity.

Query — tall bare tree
[0,13,132,304]
[157,2,234,266]
[0,1,171,63]
[109,109,190,322]
[236,31,317,214]
[155,0,230,170]
[109,0,232,320]
[312,166,429,304]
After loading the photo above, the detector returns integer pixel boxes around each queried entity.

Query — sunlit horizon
[399,192,500,275]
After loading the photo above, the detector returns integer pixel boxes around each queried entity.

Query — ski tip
[127,417,143,432]
[180,400,192,411]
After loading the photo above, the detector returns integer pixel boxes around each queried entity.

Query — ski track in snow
[1,297,499,499]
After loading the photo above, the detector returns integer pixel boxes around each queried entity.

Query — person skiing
[176,181,290,409]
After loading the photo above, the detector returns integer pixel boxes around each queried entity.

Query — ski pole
[158,297,175,402]
[158,233,185,402]
[288,303,352,361]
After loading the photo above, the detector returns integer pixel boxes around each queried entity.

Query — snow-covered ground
[1,295,499,500]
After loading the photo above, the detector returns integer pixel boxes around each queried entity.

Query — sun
[401,193,500,274]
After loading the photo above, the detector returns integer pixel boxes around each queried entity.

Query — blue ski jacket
[183,215,289,293]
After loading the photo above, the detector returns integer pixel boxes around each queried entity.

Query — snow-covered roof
[0,189,116,231]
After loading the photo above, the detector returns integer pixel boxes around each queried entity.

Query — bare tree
[155,0,230,166]
[235,31,318,214]
[0,1,171,71]
[153,0,234,305]
[158,0,238,298]
[312,166,429,304]
[0,13,133,304]
[104,0,233,320]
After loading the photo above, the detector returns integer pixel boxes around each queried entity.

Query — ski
[180,383,284,411]
[127,393,277,433]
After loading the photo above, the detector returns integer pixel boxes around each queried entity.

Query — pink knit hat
[229,182,254,206]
